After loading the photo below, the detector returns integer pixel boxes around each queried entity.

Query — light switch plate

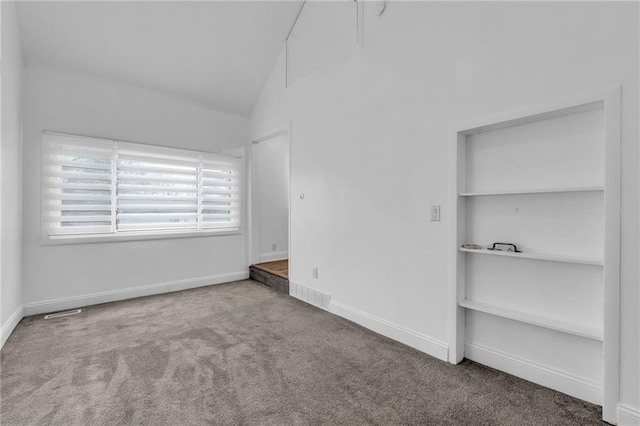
[430,205,440,221]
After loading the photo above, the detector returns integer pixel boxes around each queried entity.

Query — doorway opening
[250,125,291,292]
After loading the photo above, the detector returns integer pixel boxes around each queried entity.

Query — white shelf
[459,247,603,266]
[458,299,603,341]
[459,186,603,197]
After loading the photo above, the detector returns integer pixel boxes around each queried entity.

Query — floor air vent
[289,282,330,310]
[44,309,81,319]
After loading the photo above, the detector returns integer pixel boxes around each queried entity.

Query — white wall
[286,1,359,87]
[253,133,289,261]
[22,66,250,313]
[1,1,24,347]
[250,1,639,418]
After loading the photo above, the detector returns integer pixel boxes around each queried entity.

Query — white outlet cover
[430,205,440,221]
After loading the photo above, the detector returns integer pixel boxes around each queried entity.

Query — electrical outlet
[312,267,318,279]
[272,242,277,251]
[430,205,440,221]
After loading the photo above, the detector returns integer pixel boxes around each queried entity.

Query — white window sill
[41,228,241,246]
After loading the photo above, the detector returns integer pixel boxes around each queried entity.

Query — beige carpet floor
[1,280,602,425]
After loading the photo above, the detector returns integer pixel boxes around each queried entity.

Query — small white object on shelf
[461,243,482,250]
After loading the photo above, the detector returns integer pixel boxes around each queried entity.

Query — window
[42,132,242,243]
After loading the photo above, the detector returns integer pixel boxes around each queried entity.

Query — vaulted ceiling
[16,1,303,116]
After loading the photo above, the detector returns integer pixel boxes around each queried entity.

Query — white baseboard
[1,305,24,349]
[465,341,602,405]
[23,271,249,317]
[258,251,288,262]
[328,299,449,362]
[619,404,640,425]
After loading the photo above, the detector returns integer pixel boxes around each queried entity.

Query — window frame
[41,131,243,246]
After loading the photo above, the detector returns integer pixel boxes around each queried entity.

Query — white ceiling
[16,1,303,116]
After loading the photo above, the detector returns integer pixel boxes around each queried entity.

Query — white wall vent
[44,309,81,319]
[290,282,330,310]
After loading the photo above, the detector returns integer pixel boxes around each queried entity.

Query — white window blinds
[42,134,116,236]
[117,142,200,232]
[200,154,242,229]
[42,133,242,239]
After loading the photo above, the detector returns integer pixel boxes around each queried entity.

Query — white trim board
[619,404,640,425]
[23,271,249,316]
[1,306,24,349]
[329,300,449,362]
[465,342,602,406]
[258,251,289,262]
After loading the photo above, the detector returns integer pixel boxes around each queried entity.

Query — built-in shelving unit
[448,88,621,422]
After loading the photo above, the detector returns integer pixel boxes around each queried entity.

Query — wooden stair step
[250,259,289,294]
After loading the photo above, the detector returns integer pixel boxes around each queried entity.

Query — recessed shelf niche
[448,88,621,422]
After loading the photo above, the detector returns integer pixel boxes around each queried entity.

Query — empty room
[1,1,639,425]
